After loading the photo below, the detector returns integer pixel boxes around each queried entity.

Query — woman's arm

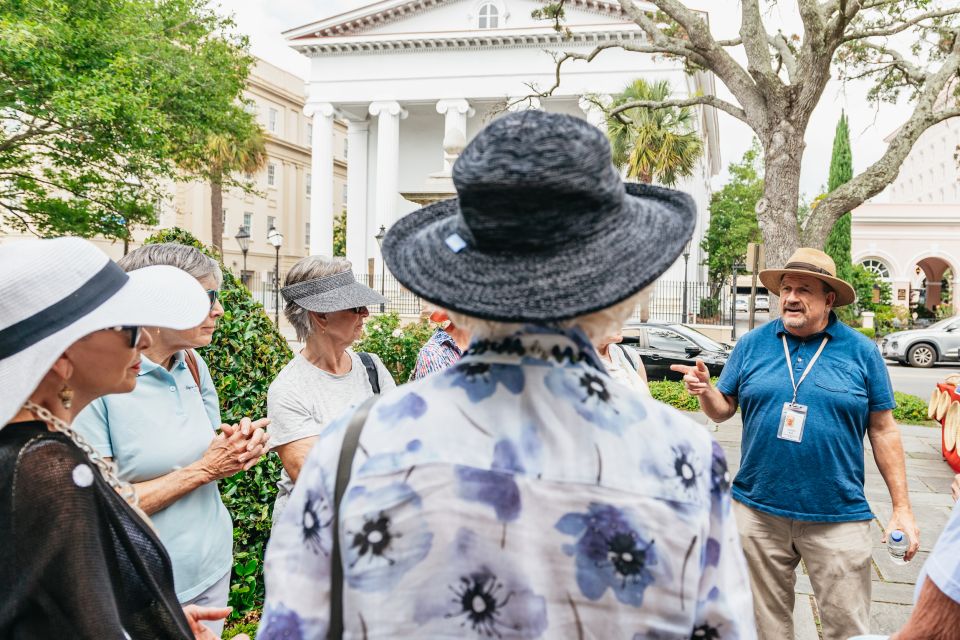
[115,424,266,515]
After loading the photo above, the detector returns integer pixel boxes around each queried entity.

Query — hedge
[355,312,435,383]
[893,391,930,426]
[855,327,876,339]
[143,228,292,619]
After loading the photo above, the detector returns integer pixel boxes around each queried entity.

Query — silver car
[881,316,960,367]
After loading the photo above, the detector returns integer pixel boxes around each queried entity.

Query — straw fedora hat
[929,388,943,420]
[944,373,960,386]
[937,388,953,421]
[758,248,857,307]
[0,238,210,427]
[944,401,959,453]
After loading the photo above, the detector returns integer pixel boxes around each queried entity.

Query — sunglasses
[206,289,220,310]
[348,306,367,314]
[109,325,142,348]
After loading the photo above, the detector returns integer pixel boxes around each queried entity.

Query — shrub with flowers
[355,312,435,382]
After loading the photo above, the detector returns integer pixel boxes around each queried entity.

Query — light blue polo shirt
[717,312,896,522]
[74,350,233,602]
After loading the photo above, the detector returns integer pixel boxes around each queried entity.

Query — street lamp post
[267,225,283,326]
[731,261,745,341]
[234,225,250,286]
[374,225,387,313]
[682,242,691,324]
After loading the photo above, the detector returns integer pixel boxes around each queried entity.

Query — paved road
[691,412,958,639]
[886,361,960,398]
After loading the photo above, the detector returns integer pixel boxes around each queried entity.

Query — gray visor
[281,271,388,312]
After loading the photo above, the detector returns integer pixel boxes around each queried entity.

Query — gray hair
[284,255,353,341]
[118,243,223,287]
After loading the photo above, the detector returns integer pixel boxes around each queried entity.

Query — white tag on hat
[445,233,467,253]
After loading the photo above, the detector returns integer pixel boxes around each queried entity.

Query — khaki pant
[733,500,873,640]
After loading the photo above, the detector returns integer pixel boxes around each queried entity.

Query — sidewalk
[688,412,957,639]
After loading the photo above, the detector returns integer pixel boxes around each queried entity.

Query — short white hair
[284,255,353,341]
[118,243,222,287]
[448,290,645,344]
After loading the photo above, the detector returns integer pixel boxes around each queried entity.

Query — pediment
[285,0,634,42]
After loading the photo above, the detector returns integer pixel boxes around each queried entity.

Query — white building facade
[852,86,960,314]
[286,0,721,285]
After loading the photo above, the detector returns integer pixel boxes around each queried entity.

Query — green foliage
[606,79,704,187]
[223,621,258,640]
[701,142,763,289]
[333,210,346,257]
[143,227,292,618]
[649,379,710,412]
[699,297,721,318]
[0,0,256,241]
[855,327,876,339]
[824,113,854,285]
[893,392,931,425]
[355,313,435,383]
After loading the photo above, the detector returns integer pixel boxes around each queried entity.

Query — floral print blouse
[259,328,755,640]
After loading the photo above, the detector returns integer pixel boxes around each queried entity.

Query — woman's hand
[219,417,271,472]
[181,605,248,639]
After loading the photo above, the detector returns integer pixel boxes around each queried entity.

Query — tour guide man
[673,248,919,639]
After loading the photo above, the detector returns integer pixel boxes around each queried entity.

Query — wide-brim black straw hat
[382,110,697,323]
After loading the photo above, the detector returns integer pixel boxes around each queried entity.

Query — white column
[578,94,611,132]
[304,101,335,257]
[435,99,474,175]
[345,119,369,271]
[368,100,407,240]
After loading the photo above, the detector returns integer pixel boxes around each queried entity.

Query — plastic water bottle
[888,530,910,565]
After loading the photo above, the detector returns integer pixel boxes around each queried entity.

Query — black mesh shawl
[0,421,193,640]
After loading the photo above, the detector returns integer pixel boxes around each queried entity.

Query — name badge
[778,402,807,443]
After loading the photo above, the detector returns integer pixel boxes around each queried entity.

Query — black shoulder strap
[617,343,639,372]
[357,352,380,395]
[328,395,378,639]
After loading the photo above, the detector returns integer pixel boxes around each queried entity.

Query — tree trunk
[756,126,805,317]
[210,174,224,254]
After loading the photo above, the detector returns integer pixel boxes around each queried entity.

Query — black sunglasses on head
[109,326,142,348]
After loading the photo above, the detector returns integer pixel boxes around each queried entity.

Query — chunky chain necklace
[22,401,140,509]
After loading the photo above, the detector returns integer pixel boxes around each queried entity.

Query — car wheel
[907,343,937,368]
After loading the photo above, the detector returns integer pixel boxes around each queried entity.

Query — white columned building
[285,0,722,284]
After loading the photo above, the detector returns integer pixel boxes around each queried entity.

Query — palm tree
[605,79,704,187]
[182,128,268,253]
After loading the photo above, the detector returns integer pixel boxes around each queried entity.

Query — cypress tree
[824,112,854,283]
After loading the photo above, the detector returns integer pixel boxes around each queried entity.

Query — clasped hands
[201,416,271,480]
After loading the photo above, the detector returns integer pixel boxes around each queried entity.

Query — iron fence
[257,273,737,326]
[630,280,735,326]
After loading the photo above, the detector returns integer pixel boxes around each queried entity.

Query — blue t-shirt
[74,350,233,602]
[717,313,895,522]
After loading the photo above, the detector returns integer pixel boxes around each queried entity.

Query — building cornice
[853,203,960,225]
[292,26,646,56]
[247,76,304,107]
[284,0,641,41]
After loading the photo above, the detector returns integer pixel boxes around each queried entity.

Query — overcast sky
[221,0,915,199]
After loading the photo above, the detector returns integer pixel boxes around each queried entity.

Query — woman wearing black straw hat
[259,111,756,639]
[0,238,247,640]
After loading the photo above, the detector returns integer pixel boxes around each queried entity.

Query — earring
[58,384,74,409]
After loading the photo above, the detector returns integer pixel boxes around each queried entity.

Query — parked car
[735,296,748,312]
[621,321,731,381]
[755,294,770,312]
[881,316,960,368]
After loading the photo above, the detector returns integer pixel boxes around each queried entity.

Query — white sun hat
[0,237,210,427]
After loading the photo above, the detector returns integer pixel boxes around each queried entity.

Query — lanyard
[781,334,829,404]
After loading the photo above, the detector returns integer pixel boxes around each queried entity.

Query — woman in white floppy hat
[0,238,245,639]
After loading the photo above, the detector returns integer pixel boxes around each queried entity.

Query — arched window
[860,259,891,280]
[478,3,499,28]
